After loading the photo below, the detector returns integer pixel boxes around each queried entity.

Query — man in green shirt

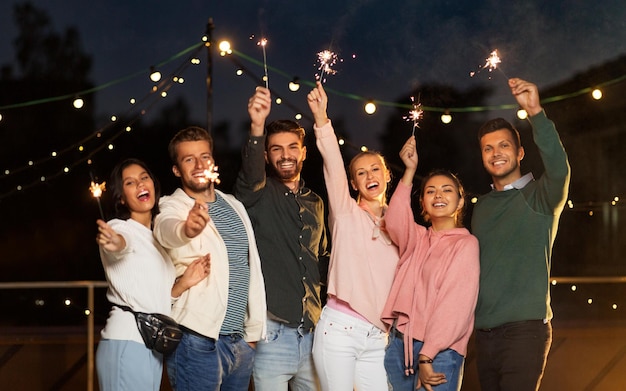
[471,78,570,391]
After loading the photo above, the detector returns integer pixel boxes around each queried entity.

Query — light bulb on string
[289,78,301,92]
[149,66,161,82]
[591,88,602,100]
[219,40,232,56]
[364,100,377,115]
[441,110,452,124]
[73,97,84,109]
[517,108,528,120]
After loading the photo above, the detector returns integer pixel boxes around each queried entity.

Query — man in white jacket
[153,126,266,391]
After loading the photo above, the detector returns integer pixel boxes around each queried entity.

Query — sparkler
[258,38,269,88]
[89,181,107,220]
[403,96,424,137]
[470,50,505,79]
[198,162,221,185]
[316,50,338,84]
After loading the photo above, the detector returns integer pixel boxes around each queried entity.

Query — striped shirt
[208,193,250,336]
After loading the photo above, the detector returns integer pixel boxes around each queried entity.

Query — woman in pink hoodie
[381,137,480,391]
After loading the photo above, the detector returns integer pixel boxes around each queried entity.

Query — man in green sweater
[471,78,570,391]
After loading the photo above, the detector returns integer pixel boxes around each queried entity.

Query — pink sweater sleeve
[385,181,426,266]
[420,235,480,359]
[314,121,356,219]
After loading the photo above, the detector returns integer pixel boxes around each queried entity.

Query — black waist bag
[115,304,182,355]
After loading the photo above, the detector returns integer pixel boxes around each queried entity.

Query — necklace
[360,202,392,245]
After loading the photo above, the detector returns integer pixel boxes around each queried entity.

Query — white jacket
[153,188,266,342]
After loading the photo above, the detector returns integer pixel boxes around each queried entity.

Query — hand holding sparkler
[403,96,424,137]
[398,136,418,186]
[185,201,211,239]
[95,219,125,252]
[248,87,272,136]
[509,78,542,116]
[307,82,329,128]
[89,180,106,220]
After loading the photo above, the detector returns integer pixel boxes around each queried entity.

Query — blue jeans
[385,332,464,391]
[475,320,552,391]
[252,319,320,391]
[166,329,255,391]
[96,339,162,391]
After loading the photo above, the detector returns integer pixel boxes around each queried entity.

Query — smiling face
[480,128,525,188]
[120,163,156,220]
[420,174,464,228]
[172,139,215,196]
[349,152,390,203]
[265,131,307,182]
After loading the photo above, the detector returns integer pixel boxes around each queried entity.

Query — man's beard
[182,176,211,193]
[270,158,303,181]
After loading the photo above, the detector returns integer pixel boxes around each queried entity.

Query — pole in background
[206,18,214,135]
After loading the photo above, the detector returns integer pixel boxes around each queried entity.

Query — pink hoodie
[381,181,479,369]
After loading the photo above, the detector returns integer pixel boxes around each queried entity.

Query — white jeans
[312,306,388,391]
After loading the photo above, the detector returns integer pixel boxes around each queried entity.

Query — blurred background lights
[591,88,602,100]
[516,109,528,120]
[441,111,452,124]
[288,78,300,92]
[364,101,377,115]
[218,40,232,56]
[149,66,161,82]
[72,97,84,109]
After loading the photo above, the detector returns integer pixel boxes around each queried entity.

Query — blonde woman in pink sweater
[307,83,399,390]
[381,136,480,391]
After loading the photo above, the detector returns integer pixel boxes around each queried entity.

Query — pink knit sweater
[314,121,399,330]
[381,181,479,368]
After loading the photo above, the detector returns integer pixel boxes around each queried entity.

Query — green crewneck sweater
[472,111,570,329]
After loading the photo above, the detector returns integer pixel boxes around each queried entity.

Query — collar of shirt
[491,172,534,191]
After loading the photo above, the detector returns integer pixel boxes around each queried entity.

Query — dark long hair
[109,158,161,220]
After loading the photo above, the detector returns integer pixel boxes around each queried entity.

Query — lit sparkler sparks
[89,181,107,220]
[403,96,424,137]
[470,50,502,78]
[198,163,221,185]
[258,38,269,88]
[316,50,338,83]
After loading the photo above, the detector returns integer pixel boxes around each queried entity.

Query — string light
[219,40,232,56]
[1,42,625,207]
[441,110,452,124]
[591,88,602,100]
[364,101,377,114]
[517,108,528,120]
[289,78,301,92]
[73,97,84,109]
[149,66,162,82]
